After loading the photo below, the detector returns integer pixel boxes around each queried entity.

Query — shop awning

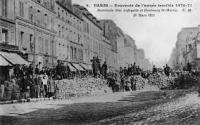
[72,63,85,71]
[68,63,76,72]
[80,64,92,70]
[0,52,29,65]
[80,64,87,70]
[0,55,11,66]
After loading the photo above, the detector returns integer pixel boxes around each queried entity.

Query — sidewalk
[0,92,131,118]
[0,97,56,105]
[0,91,114,105]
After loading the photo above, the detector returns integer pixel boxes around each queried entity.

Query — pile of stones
[148,73,175,89]
[131,75,148,90]
[55,77,112,99]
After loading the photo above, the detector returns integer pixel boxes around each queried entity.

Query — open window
[2,29,8,43]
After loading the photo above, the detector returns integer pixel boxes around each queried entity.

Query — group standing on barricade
[2,54,199,102]
[106,62,180,92]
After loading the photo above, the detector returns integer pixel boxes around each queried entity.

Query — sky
[72,0,200,66]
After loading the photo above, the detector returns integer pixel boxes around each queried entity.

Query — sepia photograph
[0,0,200,124]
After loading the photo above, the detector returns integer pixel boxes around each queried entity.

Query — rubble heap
[131,75,148,90]
[55,77,112,99]
[148,73,175,89]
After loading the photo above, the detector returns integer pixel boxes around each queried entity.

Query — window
[2,0,7,17]
[30,34,33,51]
[50,40,54,55]
[20,31,24,48]
[62,10,64,19]
[41,37,44,53]
[2,29,8,43]
[62,27,64,38]
[67,46,69,56]
[74,48,77,60]
[50,0,54,10]
[44,14,48,28]
[45,39,49,54]
[71,47,73,60]
[29,7,34,22]
[58,8,60,17]
[19,1,24,17]
[51,17,54,30]
[44,0,48,7]
[78,34,80,43]
[36,10,41,24]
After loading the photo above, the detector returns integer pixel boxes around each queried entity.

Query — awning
[68,63,76,72]
[80,64,92,70]
[0,55,11,66]
[79,63,87,70]
[71,63,84,71]
[0,52,29,65]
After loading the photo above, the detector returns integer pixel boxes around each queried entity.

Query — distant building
[169,26,199,69]
[183,27,200,70]
[100,20,119,69]
[73,5,112,67]
[117,33,136,67]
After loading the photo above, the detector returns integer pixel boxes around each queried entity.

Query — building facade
[169,26,199,69]
[182,27,200,70]
[0,0,16,50]
[73,5,109,66]
[0,0,151,71]
[55,1,84,64]
[100,20,119,69]
[15,0,57,67]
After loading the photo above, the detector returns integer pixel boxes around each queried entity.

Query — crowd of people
[0,56,110,101]
[106,63,147,92]
[91,56,108,79]
[107,63,174,92]
[0,63,59,101]
[1,53,188,101]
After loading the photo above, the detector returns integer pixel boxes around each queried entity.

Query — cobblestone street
[0,90,200,125]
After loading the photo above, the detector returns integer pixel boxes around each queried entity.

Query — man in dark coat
[164,64,170,77]
[28,64,34,76]
[187,62,192,72]
[91,56,98,78]
[152,65,157,74]
[35,64,40,75]
[101,61,108,79]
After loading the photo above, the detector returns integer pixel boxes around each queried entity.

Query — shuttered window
[19,1,24,17]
